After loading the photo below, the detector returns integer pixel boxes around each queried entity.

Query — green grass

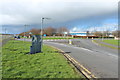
[102,39,119,46]
[93,40,119,49]
[43,37,73,40]
[20,37,74,40]
[2,40,83,78]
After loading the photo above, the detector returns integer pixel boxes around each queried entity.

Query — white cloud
[87,23,118,32]
[69,23,118,32]
[70,26,85,32]
[0,0,118,25]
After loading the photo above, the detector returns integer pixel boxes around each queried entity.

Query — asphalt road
[44,39,118,78]
[18,38,118,78]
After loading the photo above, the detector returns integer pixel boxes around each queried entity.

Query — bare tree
[43,27,56,36]
[57,27,68,36]
[112,30,120,38]
[29,28,41,35]
[86,31,90,36]
[19,26,69,37]
[94,31,102,37]
[19,32,24,37]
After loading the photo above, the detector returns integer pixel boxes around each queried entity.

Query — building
[69,32,87,36]
[69,32,98,38]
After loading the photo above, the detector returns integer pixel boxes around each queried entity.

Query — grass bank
[2,40,84,78]
[43,37,73,40]
[20,37,74,40]
[93,40,119,49]
[102,39,119,46]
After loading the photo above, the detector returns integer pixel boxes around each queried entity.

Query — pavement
[17,38,118,78]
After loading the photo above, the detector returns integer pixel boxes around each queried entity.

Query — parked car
[14,36,20,39]
[14,36,17,38]
[17,36,20,39]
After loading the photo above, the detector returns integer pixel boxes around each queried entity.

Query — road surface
[44,39,118,78]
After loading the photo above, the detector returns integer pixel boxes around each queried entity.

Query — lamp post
[102,27,104,41]
[24,25,29,41]
[41,17,51,51]
[23,25,29,50]
[4,28,7,39]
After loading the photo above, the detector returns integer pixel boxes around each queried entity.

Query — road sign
[43,34,46,37]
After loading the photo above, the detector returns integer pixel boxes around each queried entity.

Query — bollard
[69,39,72,44]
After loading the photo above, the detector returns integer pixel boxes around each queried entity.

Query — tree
[19,26,69,37]
[112,30,120,38]
[57,27,68,36]
[19,28,40,37]
[43,27,56,36]
[19,32,24,37]
[94,31,102,37]
[29,28,41,35]
[86,31,90,36]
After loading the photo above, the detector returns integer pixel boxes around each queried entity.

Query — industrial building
[69,32,98,38]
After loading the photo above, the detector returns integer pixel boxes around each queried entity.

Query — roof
[69,32,87,33]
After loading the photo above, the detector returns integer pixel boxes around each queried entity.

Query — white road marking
[80,48,93,52]
[44,42,118,59]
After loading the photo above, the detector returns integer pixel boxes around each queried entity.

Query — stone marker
[30,35,42,54]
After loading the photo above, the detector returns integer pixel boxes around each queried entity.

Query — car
[17,36,20,39]
[14,36,17,38]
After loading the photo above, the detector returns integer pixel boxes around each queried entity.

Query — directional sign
[43,34,46,37]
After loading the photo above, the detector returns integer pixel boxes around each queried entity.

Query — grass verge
[102,39,119,46]
[43,37,73,40]
[93,40,119,49]
[2,40,84,78]
[20,37,74,40]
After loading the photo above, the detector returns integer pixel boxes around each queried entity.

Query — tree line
[19,27,69,37]
[19,26,120,38]
[93,30,120,38]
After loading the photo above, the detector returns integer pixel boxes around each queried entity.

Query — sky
[0,0,118,34]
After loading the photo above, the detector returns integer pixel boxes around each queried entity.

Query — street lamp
[41,17,51,51]
[41,18,51,36]
[24,25,29,38]
[102,27,105,41]
[23,24,29,50]
[4,28,7,39]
